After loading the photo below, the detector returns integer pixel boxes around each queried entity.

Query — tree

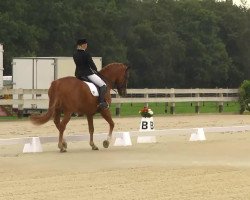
[239,80,250,114]
[171,0,231,87]
[0,0,249,88]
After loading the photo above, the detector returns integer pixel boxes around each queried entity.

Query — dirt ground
[1,114,250,200]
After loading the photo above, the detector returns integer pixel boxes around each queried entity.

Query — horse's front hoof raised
[103,140,110,148]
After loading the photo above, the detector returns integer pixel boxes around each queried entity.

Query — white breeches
[87,74,106,87]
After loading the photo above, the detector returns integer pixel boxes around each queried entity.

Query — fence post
[219,89,223,113]
[195,90,200,114]
[165,102,168,113]
[170,88,175,114]
[165,87,168,113]
[115,103,121,116]
[115,93,121,116]
[144,91,148,107]
[17,88,24,118]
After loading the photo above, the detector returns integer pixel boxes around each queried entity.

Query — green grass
[108,102,241,117]
[0,116,20,121]
[0,102,242,121]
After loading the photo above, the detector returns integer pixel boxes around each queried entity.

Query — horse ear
[125,65,130,71]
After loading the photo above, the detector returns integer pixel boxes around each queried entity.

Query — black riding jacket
[73,49,97,79]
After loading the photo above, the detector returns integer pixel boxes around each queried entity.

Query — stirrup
[98,102,109,109]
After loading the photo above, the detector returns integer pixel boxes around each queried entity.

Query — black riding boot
[98,85,109,109]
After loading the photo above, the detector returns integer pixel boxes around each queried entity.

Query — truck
[12,56,102,115]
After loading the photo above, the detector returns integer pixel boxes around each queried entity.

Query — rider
[73,38,108,109]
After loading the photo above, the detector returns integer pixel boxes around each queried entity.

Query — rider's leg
[98,85,108,108]
[87,74,109,109]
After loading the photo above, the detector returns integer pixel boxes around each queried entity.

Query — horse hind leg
[57,111,71,152]
[53,109,61,130]
[87,115,99,150]
[53,109,67,152]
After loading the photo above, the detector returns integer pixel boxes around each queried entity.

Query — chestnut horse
[30,63,129,152]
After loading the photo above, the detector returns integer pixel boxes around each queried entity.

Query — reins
[96,72,117,93]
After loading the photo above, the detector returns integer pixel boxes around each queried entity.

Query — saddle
[84,81,99,96]
[79,76,99,96]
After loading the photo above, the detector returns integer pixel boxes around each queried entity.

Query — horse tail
[30,81,59,125]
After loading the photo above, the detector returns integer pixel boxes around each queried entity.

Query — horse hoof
[92,146,99,150]
[60,148,67,153]
[58,143,67,152]
[63,142,67,149]
[103,140,110,148]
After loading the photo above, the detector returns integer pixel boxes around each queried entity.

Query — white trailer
[12,57,102,114]
[0,44,3,89]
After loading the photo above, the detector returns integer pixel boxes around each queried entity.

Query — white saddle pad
[84,81,99,96]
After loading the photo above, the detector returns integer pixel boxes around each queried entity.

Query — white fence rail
[1,125,250,153]
[0,88,239,117]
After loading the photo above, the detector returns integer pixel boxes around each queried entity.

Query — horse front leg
[87,115,99,150]
[100,109,114,148]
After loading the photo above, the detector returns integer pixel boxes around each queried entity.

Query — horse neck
[100,71,117,89]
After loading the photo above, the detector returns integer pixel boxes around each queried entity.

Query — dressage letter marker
[139,117,154,131]
[138,117,156,143]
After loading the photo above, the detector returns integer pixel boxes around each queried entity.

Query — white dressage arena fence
[0,88,239,117]
[1,125,250,153]
[189,128,206,141]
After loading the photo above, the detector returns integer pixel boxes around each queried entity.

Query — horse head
[100,63,129,97]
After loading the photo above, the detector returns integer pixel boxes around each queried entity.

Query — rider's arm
[86,52,98,72]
